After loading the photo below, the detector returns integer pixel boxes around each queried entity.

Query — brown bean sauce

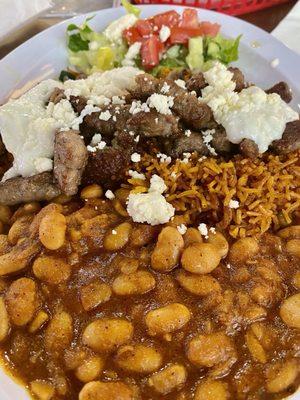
[0,198,299,400]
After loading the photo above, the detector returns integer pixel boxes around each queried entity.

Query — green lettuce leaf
[67,17,95,52]
[204,34,242,65]
[121,0,141,17]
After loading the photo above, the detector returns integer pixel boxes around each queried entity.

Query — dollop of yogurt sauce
[201,62,299,153]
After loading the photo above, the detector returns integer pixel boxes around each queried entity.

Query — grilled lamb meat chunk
[167,83,214,130]
[186,72,206,96]
[54,130,88,196]
[112,131,136,152]
[0,172,60,206]
[83,147,130,188]
[80,105,131,143]
[127,110,180,138]
[69,95,87,114]
[131,74,159,100]
[0,137,6,156]
[48,88,65,104]
[266,82,292,103]
[271,119,300,154]
[167,69,190,81]
[228,67,245,92]
[239,138,259,159]
[211,127,234,155]
[166,131,209,157]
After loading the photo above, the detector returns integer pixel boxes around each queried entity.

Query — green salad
[64,0,241,77]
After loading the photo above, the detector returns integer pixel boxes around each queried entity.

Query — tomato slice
[169,27,204,44]
[180,9,199,29]
[135,19,153,37]
[198,22,221,37]
[123,26,142,45]
[151,10,180,30]
[141,35,163,69]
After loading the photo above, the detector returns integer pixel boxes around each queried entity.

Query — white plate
[0,5,300,399]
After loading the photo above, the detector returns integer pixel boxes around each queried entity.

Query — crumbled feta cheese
[185,129,191,137]
[157,153,171,164]
[201,61,298,153]
[149,174,167,193]
[177,224,187,235]
[202,129,217,156]
[87,145,97,153]
[112,116,117,122]
[175,79,186,89]
[112,96,126,105]
[159,25,171,42]
[155,117,159,124]
[129,100,150,115]
[122,42,142,67]
[129,131,135,136]
[134,135,140,143]
[131,152,141,163]
[98,141,106,150]
[91,134,102,146]
[99,110,111,121]
[229,199,239,209]
[105,190,115,200]
[209,227,216,234]
[198,223,208,238]
[104,14,138,44]
[181,152,191,164]
[128,170,146,180]
[270,58,280,68]
[112,229,117,235]
[161,82,170,94]
[147,94,174,115]
[127,174,175,225]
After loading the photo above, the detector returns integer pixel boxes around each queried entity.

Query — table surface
[0,0,297,60]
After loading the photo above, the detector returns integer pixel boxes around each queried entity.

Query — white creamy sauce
[201,62,299,153]
[127,175,175,225]
[0,67,141,181]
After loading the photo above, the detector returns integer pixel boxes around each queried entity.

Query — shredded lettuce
[121,0,141,17]
[204,34,242,65]
[67,17,95,52]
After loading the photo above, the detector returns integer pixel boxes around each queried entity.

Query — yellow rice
[127,150,300,238]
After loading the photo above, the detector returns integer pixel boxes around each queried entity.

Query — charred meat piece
[211,127,235,155]
[163,80,214,130]
[228,67,245,92]
[266,82,292,103]
[165,131,209,158]
[80,105,131,143]
[69,95,87,114]
[54,130,88,196]
[127,110,180,138]
[112,131,136,152]
[239,139,259,159]
[48,88,65,104]
[83,147,130,188]
[0,172,60,206]
[131,74,159,100]
[271,119,300,154]
[186,72,206,96]
[167,68,191,81]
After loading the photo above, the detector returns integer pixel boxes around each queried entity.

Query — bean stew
[0,186,299,400]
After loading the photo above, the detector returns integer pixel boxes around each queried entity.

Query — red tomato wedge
[180,9,199,29]
[141,35,163,69]
[169,27,204,45]
[135,19,153,37]
[198,22,221,37]
[123,26,142,45]
[151,10,180,30]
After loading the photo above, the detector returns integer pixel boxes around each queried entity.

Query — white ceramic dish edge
[0,5,299,399]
